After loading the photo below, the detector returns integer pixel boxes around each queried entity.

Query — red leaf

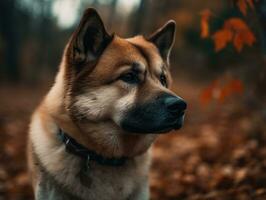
[237,0,248,16]
[200,9,212,38]
[212,29,233,52]
[212,18,256,52]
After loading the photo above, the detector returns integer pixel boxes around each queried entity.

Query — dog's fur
[28,8,186,200]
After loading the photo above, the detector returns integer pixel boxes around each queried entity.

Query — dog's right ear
[148,20,176,63]
[68,8,112,67]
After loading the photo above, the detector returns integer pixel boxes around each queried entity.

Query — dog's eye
[160,74,167,87]
[120,72,139,84]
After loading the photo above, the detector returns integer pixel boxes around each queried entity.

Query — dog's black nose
[164,96,187,113]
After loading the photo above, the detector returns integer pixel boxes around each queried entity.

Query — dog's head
[64,8,186,134]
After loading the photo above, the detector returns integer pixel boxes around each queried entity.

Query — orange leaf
[237,0,255,15]
[225,18,256,52]
[200,9,212,38]
[200,78,244,106]
[230,79,244,93]
[213,18,256,52]
[234,32,246,52]
[243,30,256,46]
[233,31,256,52]
[224,18,248,30]
[200,87,213,106]
[246,0,255,10]
[219,84,232,103]
[237,0,248,16]
[218,79,244,102]
[200,80,217,106]
[212,29,233,52]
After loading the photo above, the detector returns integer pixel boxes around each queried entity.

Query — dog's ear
[69,8,112,67]
[148,20,176,62]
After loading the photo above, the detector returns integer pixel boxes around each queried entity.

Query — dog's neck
[52,112,157,158]
[43,60,157,158]
[57,128,128,166]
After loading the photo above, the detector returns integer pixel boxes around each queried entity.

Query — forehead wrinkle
[128,42,151,70]
[127,39,163,78]
[91,36,146,74]
[112,38,147,69]
[128,42,159,82]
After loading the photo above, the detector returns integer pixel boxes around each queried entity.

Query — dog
[27,8,187,200]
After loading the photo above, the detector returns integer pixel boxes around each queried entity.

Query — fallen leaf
[200,9,212,38]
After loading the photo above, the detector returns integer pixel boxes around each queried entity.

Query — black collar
[57,129,127,167]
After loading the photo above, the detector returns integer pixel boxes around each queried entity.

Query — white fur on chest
[30,112,150,200]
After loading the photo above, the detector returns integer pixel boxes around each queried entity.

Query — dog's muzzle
[120,94,187,134]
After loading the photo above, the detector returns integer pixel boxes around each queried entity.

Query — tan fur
[28,9,178,200]
[28,46,154,199]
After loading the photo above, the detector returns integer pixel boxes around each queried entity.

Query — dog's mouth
[157,114,185,133]
[120,112,185,134]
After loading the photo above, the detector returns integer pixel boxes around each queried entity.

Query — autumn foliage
[200,0,256,52]
[212,18,256,52]
[200,77,244,106]
[199,0,258,106]
[237,0,255,16]
[200,9,212,39]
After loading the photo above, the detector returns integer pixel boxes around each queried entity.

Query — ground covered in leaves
[0,79,265,200]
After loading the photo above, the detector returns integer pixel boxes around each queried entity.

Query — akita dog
[27,8,186,200]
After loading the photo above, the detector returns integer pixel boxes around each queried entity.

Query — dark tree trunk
[252,1,266,103]
[131,0,149,35]
[0,0,20,82]
[255,0,266,56]
[107,0,118,29]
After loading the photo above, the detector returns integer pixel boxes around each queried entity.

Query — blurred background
[0,0,266,199]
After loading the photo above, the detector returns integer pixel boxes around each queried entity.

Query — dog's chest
[37,161,147,200]
[79,164,137,199]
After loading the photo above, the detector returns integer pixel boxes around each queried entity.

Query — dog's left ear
[148,20,176,62]
[69,8,113,67]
